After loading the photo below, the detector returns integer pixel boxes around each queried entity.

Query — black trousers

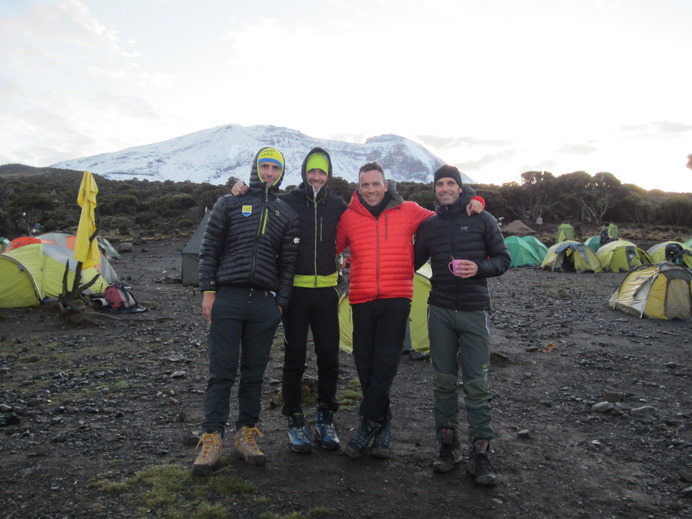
[281,286,341,415]
[203,286,281,434]
[351,298,410,424]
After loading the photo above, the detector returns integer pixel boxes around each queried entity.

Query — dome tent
[597,240,652,272]
[608,262,691,320]
[504,236,543,267]
[647,241,692,268]
[541,241,602,273]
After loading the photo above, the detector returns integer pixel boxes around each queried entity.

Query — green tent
[504,236,543,267]
[520,235,549,260]
[181,210,211,286]
[339,263,431,354]
[555,223,576,242]
[541,240,602,273]
[597,240,652,272]
[585,235,601,252]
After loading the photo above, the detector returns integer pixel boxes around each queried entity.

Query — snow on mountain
[51,124,476,187]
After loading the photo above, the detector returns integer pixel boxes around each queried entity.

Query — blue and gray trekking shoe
[342,417,380,459]
[370,419,392,459]
[314,410,340,450]
[287,413,312,453]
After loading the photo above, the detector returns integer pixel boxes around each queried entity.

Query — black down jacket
[198,147,299,309]
[280,147,347,287]
[414,194,510,311]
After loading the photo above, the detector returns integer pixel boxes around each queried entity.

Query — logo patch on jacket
[241,205,252,217]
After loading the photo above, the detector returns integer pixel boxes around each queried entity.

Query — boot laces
[196,433,221,459]
[243,426,263,440]
[474,451,494,475]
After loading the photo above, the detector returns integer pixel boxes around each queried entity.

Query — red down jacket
[336,188,432,305]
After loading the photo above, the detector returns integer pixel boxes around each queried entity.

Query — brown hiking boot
[433,428,462,473]
[192,431,223,476]
[232,426,267,466]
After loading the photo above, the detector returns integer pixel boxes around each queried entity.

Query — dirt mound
[1,239,690,519]
[502,219,536,235]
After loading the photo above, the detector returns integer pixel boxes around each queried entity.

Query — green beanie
[305,152,329,175]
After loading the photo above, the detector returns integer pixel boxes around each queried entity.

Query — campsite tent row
[0,234,119,308]
[540,239,692,273]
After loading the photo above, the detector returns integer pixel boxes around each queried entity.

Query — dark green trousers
[428,304,494,442]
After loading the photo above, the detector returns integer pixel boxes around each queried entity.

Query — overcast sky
[1,0,691,192]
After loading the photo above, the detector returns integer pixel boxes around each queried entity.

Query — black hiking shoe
[432,428,462,473]
[370,420,392,459]
[342,418,380,459]
[466,439,497,486]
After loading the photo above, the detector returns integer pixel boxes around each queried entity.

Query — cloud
[557,143,600,156]
[416,135,514,151]
[617,121,692,139]
[0,1,171,165]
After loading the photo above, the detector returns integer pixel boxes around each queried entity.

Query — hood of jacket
[293,147,333,203]
[248,147,285,199]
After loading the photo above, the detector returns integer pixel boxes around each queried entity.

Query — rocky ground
[1,237,690,519]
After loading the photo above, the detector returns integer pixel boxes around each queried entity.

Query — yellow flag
[73,170,100,269]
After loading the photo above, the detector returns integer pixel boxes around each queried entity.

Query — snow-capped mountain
[52,124,476,187]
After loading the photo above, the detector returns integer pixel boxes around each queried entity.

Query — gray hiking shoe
[466,438,497,486]
[432,428,462,473]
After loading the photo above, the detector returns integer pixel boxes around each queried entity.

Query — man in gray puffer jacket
[192,147,299,475]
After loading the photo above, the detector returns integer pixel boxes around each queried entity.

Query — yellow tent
[338,263,432,354]
[609,263,691,320]
[647,241,692,268]
[0,242,109,308]
[541,240,603,273]
[596,240,652,272]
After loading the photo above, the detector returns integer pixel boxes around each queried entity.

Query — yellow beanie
[257,147,285,173]
[305,152,329,175]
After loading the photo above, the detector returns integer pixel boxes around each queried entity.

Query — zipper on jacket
[249,194,269,286]
[375,218,381,298]
[313,198,319,287]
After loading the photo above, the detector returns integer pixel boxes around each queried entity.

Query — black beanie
[433,165,463,187]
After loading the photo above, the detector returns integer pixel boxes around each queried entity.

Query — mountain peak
[52,124,476,186]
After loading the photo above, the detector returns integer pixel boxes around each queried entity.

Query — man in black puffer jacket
[414,165,510,486]
[192,147,299,475]
[232,147,347,453]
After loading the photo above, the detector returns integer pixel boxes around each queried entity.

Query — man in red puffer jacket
[336,161,483,460]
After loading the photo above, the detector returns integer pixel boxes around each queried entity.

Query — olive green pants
[428,304,494,443]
